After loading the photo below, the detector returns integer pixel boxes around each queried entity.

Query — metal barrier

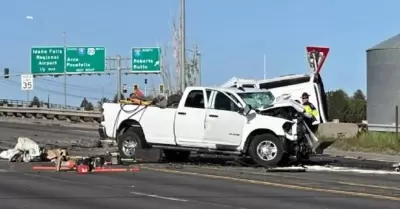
[0,99,102,111]
[0,99,101,124]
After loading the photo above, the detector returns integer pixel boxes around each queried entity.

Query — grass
[321,132,400,154]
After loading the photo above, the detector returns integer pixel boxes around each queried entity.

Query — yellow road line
[141,167,400,201]
[197,166,400,191]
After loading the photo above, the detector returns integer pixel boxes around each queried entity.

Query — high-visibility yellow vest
[303,102,319,118]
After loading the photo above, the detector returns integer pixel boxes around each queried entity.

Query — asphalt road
[0,121,399,208]
[0,120,397,170]
[0,161,399,209]
[0,121,104,155]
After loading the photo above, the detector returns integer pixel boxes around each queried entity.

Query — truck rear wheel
[162,150,191,162]
[118,128,142,159]
[248,133,284,167]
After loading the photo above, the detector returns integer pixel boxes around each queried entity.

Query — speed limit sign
[21,74,34,91]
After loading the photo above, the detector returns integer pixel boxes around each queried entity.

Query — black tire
[162,150,191,162]
[248,133,284,167]
[118,128,143,159]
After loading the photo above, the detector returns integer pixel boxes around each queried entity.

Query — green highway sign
[66,47,106,73]
[31,47,65,74]
[131,47,161,73]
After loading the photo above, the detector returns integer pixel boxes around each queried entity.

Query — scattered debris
[32,152,140,174]
[265,166,307,172]
[45,148,68,162]
[392,163,400,172]
[0,137,42,162]
[305,165,400,175]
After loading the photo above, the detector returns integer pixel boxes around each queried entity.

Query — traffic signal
[133,84,138,91]
[4,68,9,79]
[159,84,164,94]
[144,78,148,84]
[122,84,127,93]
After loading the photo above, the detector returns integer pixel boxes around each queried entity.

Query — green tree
[97,97,111,108]
[30,96,40,107]
[86,102,94,111]
[353,89,366,100]
[347,89,367,123]
[80,98,95,111]
[326,89,350,122]
[80,98,89,108]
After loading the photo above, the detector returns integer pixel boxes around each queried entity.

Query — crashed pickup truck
[99,86,330,167]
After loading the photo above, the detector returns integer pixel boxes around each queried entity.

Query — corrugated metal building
[367,34,400,131]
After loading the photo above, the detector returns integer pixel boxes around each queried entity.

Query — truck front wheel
[162,150,191,162]
[248,133,284,167]
[118,128,143,159]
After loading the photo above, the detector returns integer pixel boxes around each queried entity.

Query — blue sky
[0,0,399,106]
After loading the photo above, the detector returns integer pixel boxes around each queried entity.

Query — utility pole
[63,32,67,108]
[116,55,122,101]
[195,44,202,86]
[144,78,148,97]
[180,0,186,92]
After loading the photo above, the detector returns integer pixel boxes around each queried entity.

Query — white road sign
[21,74,34,91]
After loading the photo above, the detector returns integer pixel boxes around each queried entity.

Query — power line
[1,79,103,101]
[2,70,116,96]
[36,78,115,95]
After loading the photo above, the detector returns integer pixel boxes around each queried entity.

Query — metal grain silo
[367,34,400,131]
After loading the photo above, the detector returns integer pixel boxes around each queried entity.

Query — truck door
[204,91,244,146]
[174,89,209,145]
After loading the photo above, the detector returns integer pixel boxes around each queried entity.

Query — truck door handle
[209,114,218,118]
[178,112,186,115]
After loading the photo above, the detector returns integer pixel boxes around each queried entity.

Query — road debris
[32,151,140,174]
[305,165,400,175]
[392,162,400,172]
[0,137,42,162]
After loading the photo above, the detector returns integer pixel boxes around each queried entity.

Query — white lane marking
[0,169,9,172]
[130,191,188,202]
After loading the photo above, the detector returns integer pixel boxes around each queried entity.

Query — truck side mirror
[243,104,252,115]
[238,104,252,115]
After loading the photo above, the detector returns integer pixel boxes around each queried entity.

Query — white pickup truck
[99,86,328,167]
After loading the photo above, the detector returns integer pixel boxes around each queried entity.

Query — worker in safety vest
[301,92,319,127]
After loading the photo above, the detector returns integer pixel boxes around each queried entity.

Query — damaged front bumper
[283,119,335,155]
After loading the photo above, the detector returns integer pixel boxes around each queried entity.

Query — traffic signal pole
[63,32,67,109]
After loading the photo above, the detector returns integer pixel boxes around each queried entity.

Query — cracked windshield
[238,92,275,109]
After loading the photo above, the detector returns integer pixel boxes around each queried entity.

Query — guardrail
[367,124,399,132]
[0,99,101,124]
[0,99,102,111]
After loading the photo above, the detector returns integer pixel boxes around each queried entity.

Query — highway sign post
[21,74,34,103]
[131,47,161,73]
[66,47,106,73]
[21,74,34,91]
[31,47,65,75]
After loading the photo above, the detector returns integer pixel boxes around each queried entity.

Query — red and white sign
[306,46,330,74]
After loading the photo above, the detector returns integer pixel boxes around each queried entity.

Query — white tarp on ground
[0,137,41,162]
